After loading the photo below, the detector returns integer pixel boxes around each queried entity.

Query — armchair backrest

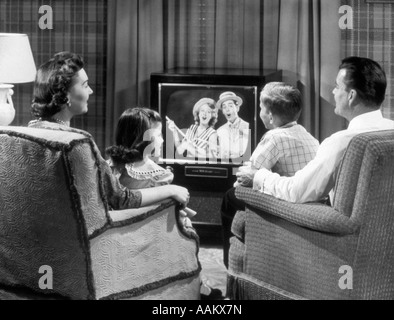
[0,126,107,299]
[332,130,394,299]
[333,130,394,222]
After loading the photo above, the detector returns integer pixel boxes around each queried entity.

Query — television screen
[158,83,258,165]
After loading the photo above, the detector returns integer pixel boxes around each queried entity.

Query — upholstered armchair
[227,130,394,300]
[0,126,201,300]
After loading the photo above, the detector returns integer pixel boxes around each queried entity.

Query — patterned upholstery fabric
[0,126,200,300]
[228,130,394,300]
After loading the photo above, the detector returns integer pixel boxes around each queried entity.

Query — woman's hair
[31,51,84,118]
[260,82,302,124]
[192,98,218,127]
[106,107,162,164]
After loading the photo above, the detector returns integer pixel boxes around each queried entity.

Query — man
[216,91,250,159]
[221,56,394,268]
[252,56,394,203]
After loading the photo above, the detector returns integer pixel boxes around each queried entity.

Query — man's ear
[348,89,358,107]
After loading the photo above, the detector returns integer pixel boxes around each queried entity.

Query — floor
[199,244,228,298]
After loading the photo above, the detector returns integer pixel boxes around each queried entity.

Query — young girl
[106,107,222,299]
[106,107,174,189]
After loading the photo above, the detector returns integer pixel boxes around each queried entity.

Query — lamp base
[0,84,15,126]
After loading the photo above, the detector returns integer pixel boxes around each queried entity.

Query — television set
[151,68,282,239]
[160,83,257,165]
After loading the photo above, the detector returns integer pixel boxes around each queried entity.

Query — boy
[222,82,319,268]
[235,82,319,187]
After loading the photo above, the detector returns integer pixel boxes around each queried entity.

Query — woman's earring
[269,117,273,124]
[67,100,71,108]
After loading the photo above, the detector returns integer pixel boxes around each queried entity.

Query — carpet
[199,245,227,298]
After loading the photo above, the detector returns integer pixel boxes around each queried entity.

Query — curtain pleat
[106,0,164,147]
[277,0,344,140]
[261,0,280,70]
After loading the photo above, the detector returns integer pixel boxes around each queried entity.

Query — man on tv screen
[216,91,250,160]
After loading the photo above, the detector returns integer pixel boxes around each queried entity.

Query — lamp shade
[0,33,36,84]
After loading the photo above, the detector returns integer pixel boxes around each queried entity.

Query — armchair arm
[235,187,359,235]
[109,199,175,224]
[89,199,201,300]
[90,200,198,241]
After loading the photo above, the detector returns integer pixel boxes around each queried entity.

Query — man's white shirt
[253,110,394,203]
[217,117,249,159]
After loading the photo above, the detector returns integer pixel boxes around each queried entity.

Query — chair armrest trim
[227,269,307,300]
[62,150,96,300]
[0,282,71,300]
[90,200,175,239]
[0,129,92,152]
[174,207,201,244]
[99,268,201,300]
[89,200,200,244]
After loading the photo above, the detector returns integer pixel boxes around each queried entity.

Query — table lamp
[0,33,37,126]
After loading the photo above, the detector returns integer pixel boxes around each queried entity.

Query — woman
[28,51,189,209]
[168,98,218,160]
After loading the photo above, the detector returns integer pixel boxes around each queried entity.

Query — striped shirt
[250,122,319,177]
[184,124,217,158]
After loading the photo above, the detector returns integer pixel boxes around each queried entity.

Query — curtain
[341,0,394,121]
[276,0,346,140]
[106,0,164,147]
[106,0,343,148]
[1,0,108,152]
[164,0,263,68]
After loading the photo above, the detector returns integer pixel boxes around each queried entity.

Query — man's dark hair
[339,56,387,108]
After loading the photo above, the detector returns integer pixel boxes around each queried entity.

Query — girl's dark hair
[106,108,162,164]
[31,51,84,118]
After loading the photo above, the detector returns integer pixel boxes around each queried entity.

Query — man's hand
[235,163,258,188]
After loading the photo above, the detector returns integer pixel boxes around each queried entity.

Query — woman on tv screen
[167,97,219,161]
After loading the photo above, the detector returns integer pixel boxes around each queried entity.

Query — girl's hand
[170,185,190,208]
